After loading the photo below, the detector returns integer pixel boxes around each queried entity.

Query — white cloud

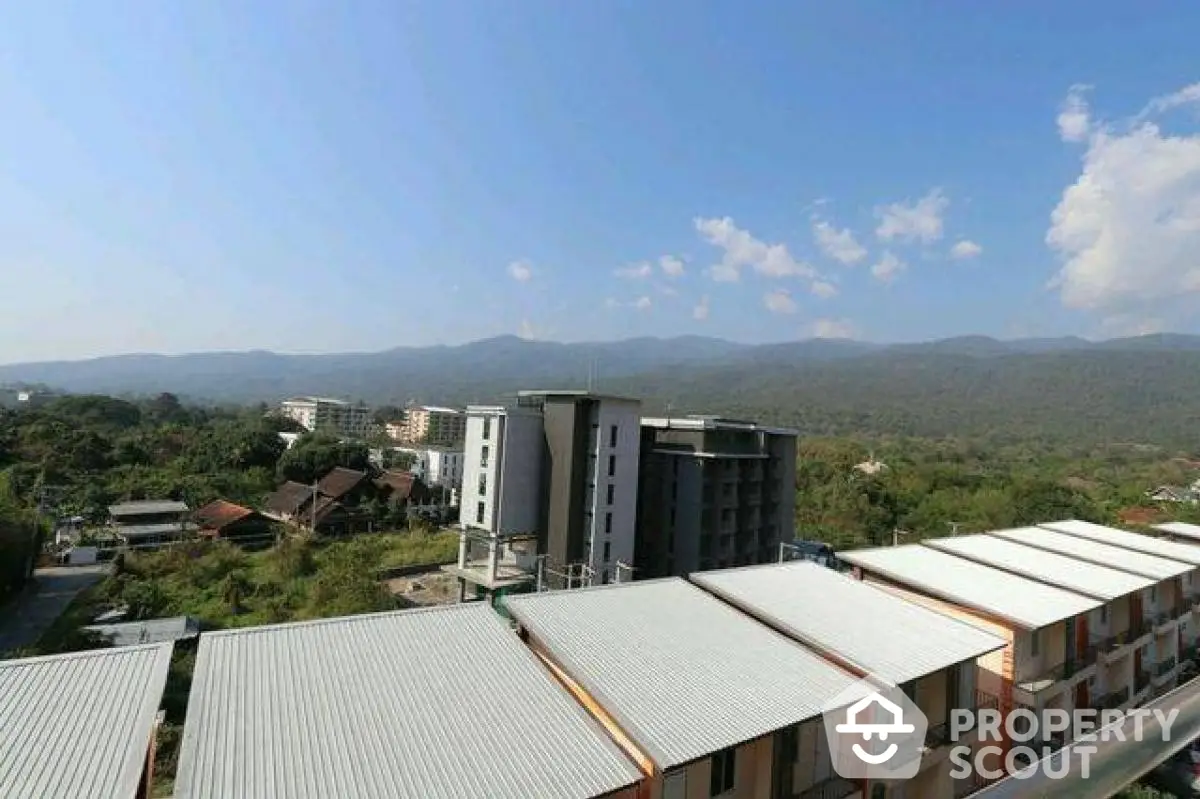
[811,280,838,299]
[614,262,653,279]
[694,216,818,283]
[874,190,948,243]
[518,319,537,339]
[633,295,652,311]
[950,240,983,259]
[763,289,797,315]
[657,283,679,297]
[812,219,868,265]
[603,297,620,310]
[1140,82,1200,119]
[1057,84,1092,142]
[659,255,686,278]
[870,251,906,283]
[507,260,533,282]
[1047,82,1200,328]
[811,318,860,339]
[693,295,710,321]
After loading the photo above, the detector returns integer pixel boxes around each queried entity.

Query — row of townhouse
[3,559,1008,799]
[842,519,1200,758]
[9,518,1200,799]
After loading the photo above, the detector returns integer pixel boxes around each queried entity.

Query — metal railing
[798,776,858,799]
[1093,685,1130,710]
[973,673,1200,798]
[1017,660,1067,688]
[1156,655,1178,677]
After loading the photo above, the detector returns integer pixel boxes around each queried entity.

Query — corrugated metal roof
[504,578,866,770]
[1042,519,1200,566]
[690,562,1006,685]
[839,544,1103,630]
[109,500,189,516]
[989,526,1191,581]
[173,604,642,799]
[0,643,173,799]
[1155,522,1200,543]
[925,533,1153,600]
[84,616,200,648]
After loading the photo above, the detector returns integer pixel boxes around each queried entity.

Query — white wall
[496,411,544,535]
[584,399,641,582]
[461,409,543,536]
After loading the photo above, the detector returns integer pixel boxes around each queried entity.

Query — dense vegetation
[790,436,1200,550]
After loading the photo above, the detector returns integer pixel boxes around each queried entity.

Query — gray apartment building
[635,415,797,577]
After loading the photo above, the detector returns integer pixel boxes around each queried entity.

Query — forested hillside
[6,336,1200,448]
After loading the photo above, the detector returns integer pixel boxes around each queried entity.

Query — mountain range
[5,333,1200,445]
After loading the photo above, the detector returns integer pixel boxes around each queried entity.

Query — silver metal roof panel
[1042,519,1200,566]
[173,604,642,799]
[691,561,1006,685]
[990,526,1190,581]
[1155,522,1200,544]
[839,544,1103,631]
[925,532,1154,600]
[0,643,173,799]
[504,578,865,770]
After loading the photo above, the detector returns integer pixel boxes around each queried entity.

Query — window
[603,541,611,561]
[475,502,485,524]
[605,512,612,534]
[1100,605,1109,624]
[601,570,610,585]
[1030,630,1041,657]
[482,417,491,440]
[608,454,616,477]
[709,747,736,797]
[478,473,487,495]
[663,770,687,799]
[480,445,489,468]
[1151,586,1158,603]
[609,424,618,448]
[606,484,615,505]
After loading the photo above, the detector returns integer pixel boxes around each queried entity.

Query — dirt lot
[387,569,461,608]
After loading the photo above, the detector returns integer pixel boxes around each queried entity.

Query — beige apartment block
[839,544,1105,765]
[506,578,872,799]
[690,561,1006,799]
[388,405,467,445]
[926,532,1157,715]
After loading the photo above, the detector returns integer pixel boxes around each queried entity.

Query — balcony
[1130,616,1152,639]
[1135,667,1153,694]
[1017,660,1067,693]
[1154,611,1175,634]
[1155,655,1178,680]
[924,721,952,750]
[798,776,859,799]
[1182,642,1199,664]
[1094,685,1131,710]
[1076,642,1100,665]
[1098,631,1131,662]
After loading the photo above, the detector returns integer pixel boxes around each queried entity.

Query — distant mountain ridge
[9,332,1200,445]
[3,333,1200,407]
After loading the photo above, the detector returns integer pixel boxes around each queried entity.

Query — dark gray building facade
[635,416,797,578]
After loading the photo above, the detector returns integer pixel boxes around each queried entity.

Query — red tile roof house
[193,500,275,547]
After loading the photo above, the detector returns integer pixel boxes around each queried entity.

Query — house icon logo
[822,676,928,781]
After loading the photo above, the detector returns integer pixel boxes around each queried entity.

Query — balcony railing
[925,721,952,750]
[1094,686,1131,710]
[1018,660,1067,689]
[1129,617,1152,639]
[1154,611,1174,632]
[1156,655,1178,677]
[798,776,859,799]
[1182,642,1199,663]
[1076,642,1100,665]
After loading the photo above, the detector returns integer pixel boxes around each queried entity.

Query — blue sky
[2,2,1199,362]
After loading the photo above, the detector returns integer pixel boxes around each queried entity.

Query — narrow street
[0,565,109,654]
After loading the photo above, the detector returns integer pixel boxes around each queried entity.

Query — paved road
[0,565,109,654]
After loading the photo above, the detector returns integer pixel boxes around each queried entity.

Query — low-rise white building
[394,446,464,488]
[280,397,370,437]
